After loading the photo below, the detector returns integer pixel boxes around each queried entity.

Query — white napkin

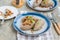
[17,11,54,40]
[17,27,54,40]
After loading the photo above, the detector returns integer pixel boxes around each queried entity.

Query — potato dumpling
[20,16,45,31]
[20,16,36,30]
[21,23,35,30]
[5,9,13,18]
[33,19,44,31]
[32,0,54,8]
[40,0,54,7]
[33,0,42,8]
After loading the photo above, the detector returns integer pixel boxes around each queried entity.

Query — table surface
[0,0,60,40]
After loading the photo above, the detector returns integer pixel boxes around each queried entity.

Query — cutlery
[0,11,5,25]
[51,13,60,30]
[1,17,4,25]
[0,18,4,26]
[47,13,60,35]
[0,11,6,25]
[52,21,60,35]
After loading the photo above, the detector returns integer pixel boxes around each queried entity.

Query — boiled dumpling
[33,0,42,8]
[33,19,44,31]
[20,16,45,31]
[40,0,54,7]
[21,23,35,30]
[20,16,35,30]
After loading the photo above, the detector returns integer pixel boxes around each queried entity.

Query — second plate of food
[27,0,57,11]
[13,12,51,36]
[0,6,19,20]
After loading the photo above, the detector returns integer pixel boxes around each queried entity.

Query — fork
[47,13,60,35]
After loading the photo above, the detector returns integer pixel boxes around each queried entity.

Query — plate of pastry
[13,12,51,36]
[27,0,57,11]
[0,6,19,20]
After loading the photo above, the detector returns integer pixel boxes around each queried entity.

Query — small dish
[0,6,19,20]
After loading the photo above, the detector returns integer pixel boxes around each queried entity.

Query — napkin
[17,11,54,40]
[17,27,54,40]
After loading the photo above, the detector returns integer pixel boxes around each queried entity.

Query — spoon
[1,15,5,25]
[0,11,6,25]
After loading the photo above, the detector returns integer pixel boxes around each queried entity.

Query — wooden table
[0,0,60,40]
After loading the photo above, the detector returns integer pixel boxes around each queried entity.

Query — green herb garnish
[31,19,35,23]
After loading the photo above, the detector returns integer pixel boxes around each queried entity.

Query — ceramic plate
[13,12,51,36]
[0,6,19,20]
[27,0,57,11]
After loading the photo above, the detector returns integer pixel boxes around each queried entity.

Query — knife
[51,13,60,30]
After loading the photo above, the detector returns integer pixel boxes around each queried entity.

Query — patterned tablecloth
[0,0,60,40]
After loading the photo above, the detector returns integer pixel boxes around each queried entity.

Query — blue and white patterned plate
[26,0,57,11]
[13,12,51,36]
